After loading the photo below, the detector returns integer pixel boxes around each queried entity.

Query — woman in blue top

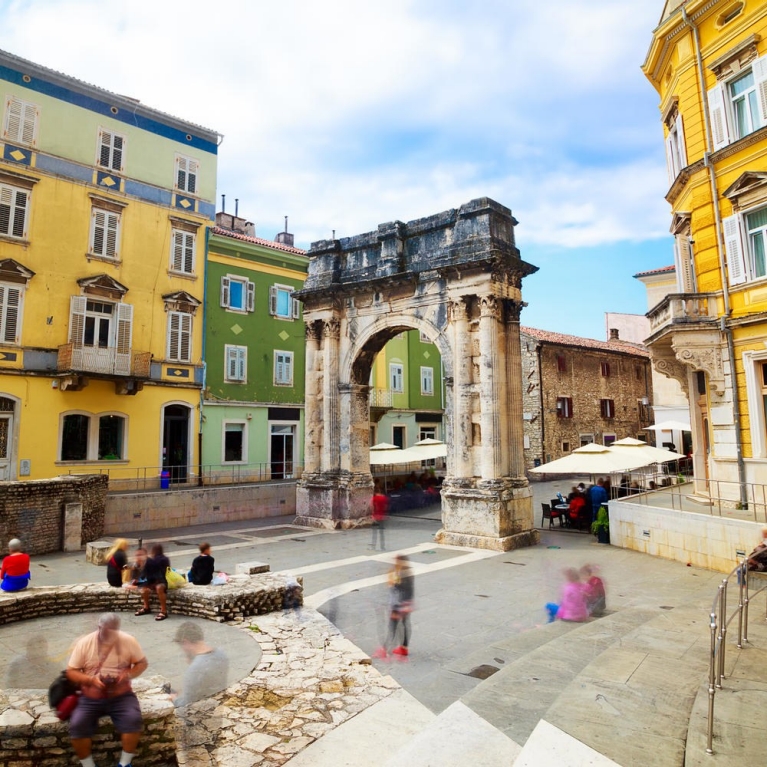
[136,544,170,621]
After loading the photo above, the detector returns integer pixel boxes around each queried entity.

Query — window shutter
[167,312,180,359]
[0,186,11,235]
[5,97,21,141]
[99,130,112,168]
[753,54,767,126]
[92,210,105,254]
[10,189,26,239]
[179,313,192,362]
[676,234,696,292]
[220,276,230,307]
[269,286,277,315]
[69,295,87,347]
[226,346,237,380]
[112,134,123,171]
[105,212,118,257]
[3,286,21,343]
[708,84,730,150]
[675,114,687,167]
[115,302,133,354]
[275,353,284,383]
[723,214,747,285]
[20,102,37,145]
[665,133,676,185]
[285,353,293,385]
[237,347,246,380]
[187,160,198,194]
[176,156,187,191]
[292,294,300,318]
[171,230,194,272]
[247,281,255,312]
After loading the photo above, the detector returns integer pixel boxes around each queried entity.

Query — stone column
[504,300,526,479]
[478,295,501,480]
[450,298,472,478]
[339,383,371,475]
[303,321,321,475]
[321,318,341,473]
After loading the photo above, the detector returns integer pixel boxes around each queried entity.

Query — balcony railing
[647,293,718,336]
[58,343,151,377]
[369,387,393,408]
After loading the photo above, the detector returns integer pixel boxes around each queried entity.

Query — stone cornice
[666,159,706,205]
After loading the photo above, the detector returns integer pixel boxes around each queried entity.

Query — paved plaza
[2,479,765,765]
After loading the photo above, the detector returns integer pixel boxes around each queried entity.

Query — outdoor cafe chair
[541,502,563,529]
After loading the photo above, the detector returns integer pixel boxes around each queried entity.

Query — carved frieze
[671,331,725,395]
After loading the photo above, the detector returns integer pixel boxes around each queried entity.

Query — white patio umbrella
[610,437,686,463]
[644,420,692,432]
[529,442,651,475]
[407,437,448,461]
[369,442,406,466]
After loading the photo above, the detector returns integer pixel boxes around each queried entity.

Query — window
[0,284,22,344]
[171,229,195,274]
[600,399,615,418]
[0,184,29,239]
[224,422,245,462]
[274,350,294,386]
[269,284,300,319]
[83,300,113,348]
[722,207,767,286]
[3,96,38,145]
[562,441,570,453]
[90,208,120,259]
[556,396,573,418]
[175,155,198,194]
[665,115,687,182]
[556,354,567,373]
[603,433,617,446]
[225,345,247,383]
[167,311,192,362]
[390,363,404,393]
[97,129,125,172]
[600,362,611,377]
[421,366,434,396]
[220,275,255,312]
[60,412,126,461]
[419,426,436,441]
[580,434,594,446]
[708,55,767,150]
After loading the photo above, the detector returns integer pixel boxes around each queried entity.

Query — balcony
[369,387,393,423]
[646,293,719,340]
[58,343,152,379]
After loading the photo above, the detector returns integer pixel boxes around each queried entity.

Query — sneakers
[392,645,409,656]
[371,646,388,659]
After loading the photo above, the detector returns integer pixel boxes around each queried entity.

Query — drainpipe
[682,7,748,505]
[198,225,211,487]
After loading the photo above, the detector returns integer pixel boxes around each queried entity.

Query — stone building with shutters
[520,327,653,474]
[643,1,767,500]
[0,49,219,483]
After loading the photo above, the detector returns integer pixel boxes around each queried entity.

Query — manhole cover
[465,664,499,680]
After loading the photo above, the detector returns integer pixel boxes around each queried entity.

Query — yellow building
[643,0,767,502]
[0,49,219,484]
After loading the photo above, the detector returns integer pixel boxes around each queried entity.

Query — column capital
[449,298,469,322]
[305,321,322,343]
[323,317,341,340]
[502,299,524,324]
[479,294,499,320]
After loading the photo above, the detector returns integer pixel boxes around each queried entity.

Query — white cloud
[0,0,671,251]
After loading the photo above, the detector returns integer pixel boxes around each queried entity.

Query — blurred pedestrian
[373,555,414,659]
[135,544,169,620]
[370,482,389,551]
[546,567,589,623]
[747,527,767,571]
[188,542,215,585]
[172,622,229,707]
[580,564,606,616]
[5,634,60,688]
[589,479,608,522]
[106,539,129,588]
[66,612,148,767]
[1,538,30,592]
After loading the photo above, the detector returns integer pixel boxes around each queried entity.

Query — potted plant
[591,506,610,544]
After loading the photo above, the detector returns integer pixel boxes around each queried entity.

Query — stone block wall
[0,677,174,767]
[520,334,543,472]
[0,475,108,555]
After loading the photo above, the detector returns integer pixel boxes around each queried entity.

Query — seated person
[567,494,586,527]
[747,528,767,571]
[1,538,30,592]
[189,542,215,585]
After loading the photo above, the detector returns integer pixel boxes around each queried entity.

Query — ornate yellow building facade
[644,0,767,501]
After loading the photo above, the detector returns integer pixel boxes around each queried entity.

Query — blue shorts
[69,691,143,739]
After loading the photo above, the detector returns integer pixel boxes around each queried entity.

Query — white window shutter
[188,160,198,194]
[0,186,11,235]
[176,156,187,191]
[4,97,21,141]
[20,103,37,145]
[92,209,105,255]
[2,286,20,343]
[226,347,237,380]
[112,134,124,171]
[675,114,687,167]
[180,313,192,362]
[269,286,277,315]
[238,348,246,380]
[292,294,300,318]
[115,302,133,354]
[99,130,112,168]
[723,214,747,286]
[220,277,230,307]
[753,54,767,125]
[677,235,696,293]
[247,281,255,312]
[69,295,87,347]
[286,353,293,385]
[184,233,195,273]
[275,353,284,383]
[665,133,676,185]
[105,212,119,257]
[172,230,183,271]
[708,84,730,150]
[167,311,179,359]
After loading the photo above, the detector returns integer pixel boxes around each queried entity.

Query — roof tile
[521,326,649,357]
[211,226,307,256]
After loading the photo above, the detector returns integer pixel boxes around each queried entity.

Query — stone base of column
[295,472,373,530]
[436,477,538,551]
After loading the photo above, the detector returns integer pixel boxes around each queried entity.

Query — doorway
[270,424,295,479]
[0,396,15,480]
[163,404,190,483]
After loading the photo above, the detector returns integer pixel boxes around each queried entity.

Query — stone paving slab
[514,720,621,767]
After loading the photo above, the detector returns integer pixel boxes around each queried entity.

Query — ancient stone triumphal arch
[295,198,540,551]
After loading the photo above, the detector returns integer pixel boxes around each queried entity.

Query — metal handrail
[706,559,767,754]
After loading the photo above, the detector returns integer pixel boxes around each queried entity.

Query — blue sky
[1,0,673,340]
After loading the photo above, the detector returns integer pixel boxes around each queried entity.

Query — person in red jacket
[370,483,389,551]
[1,538,30,591]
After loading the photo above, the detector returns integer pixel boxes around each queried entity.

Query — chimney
[215,210,256,238]
[609,328,619,341]
[275,215,295,248]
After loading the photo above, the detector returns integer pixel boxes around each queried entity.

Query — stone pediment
[162,290,201,314]
[77,274,128,299]
[723,172,767,211]
[0,258,35,284]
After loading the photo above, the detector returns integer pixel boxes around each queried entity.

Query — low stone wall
[0,475,108,555]
[104,482,297,534]
[0,574,303,626]
[609,497,761,572]
[0,676,174,767]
